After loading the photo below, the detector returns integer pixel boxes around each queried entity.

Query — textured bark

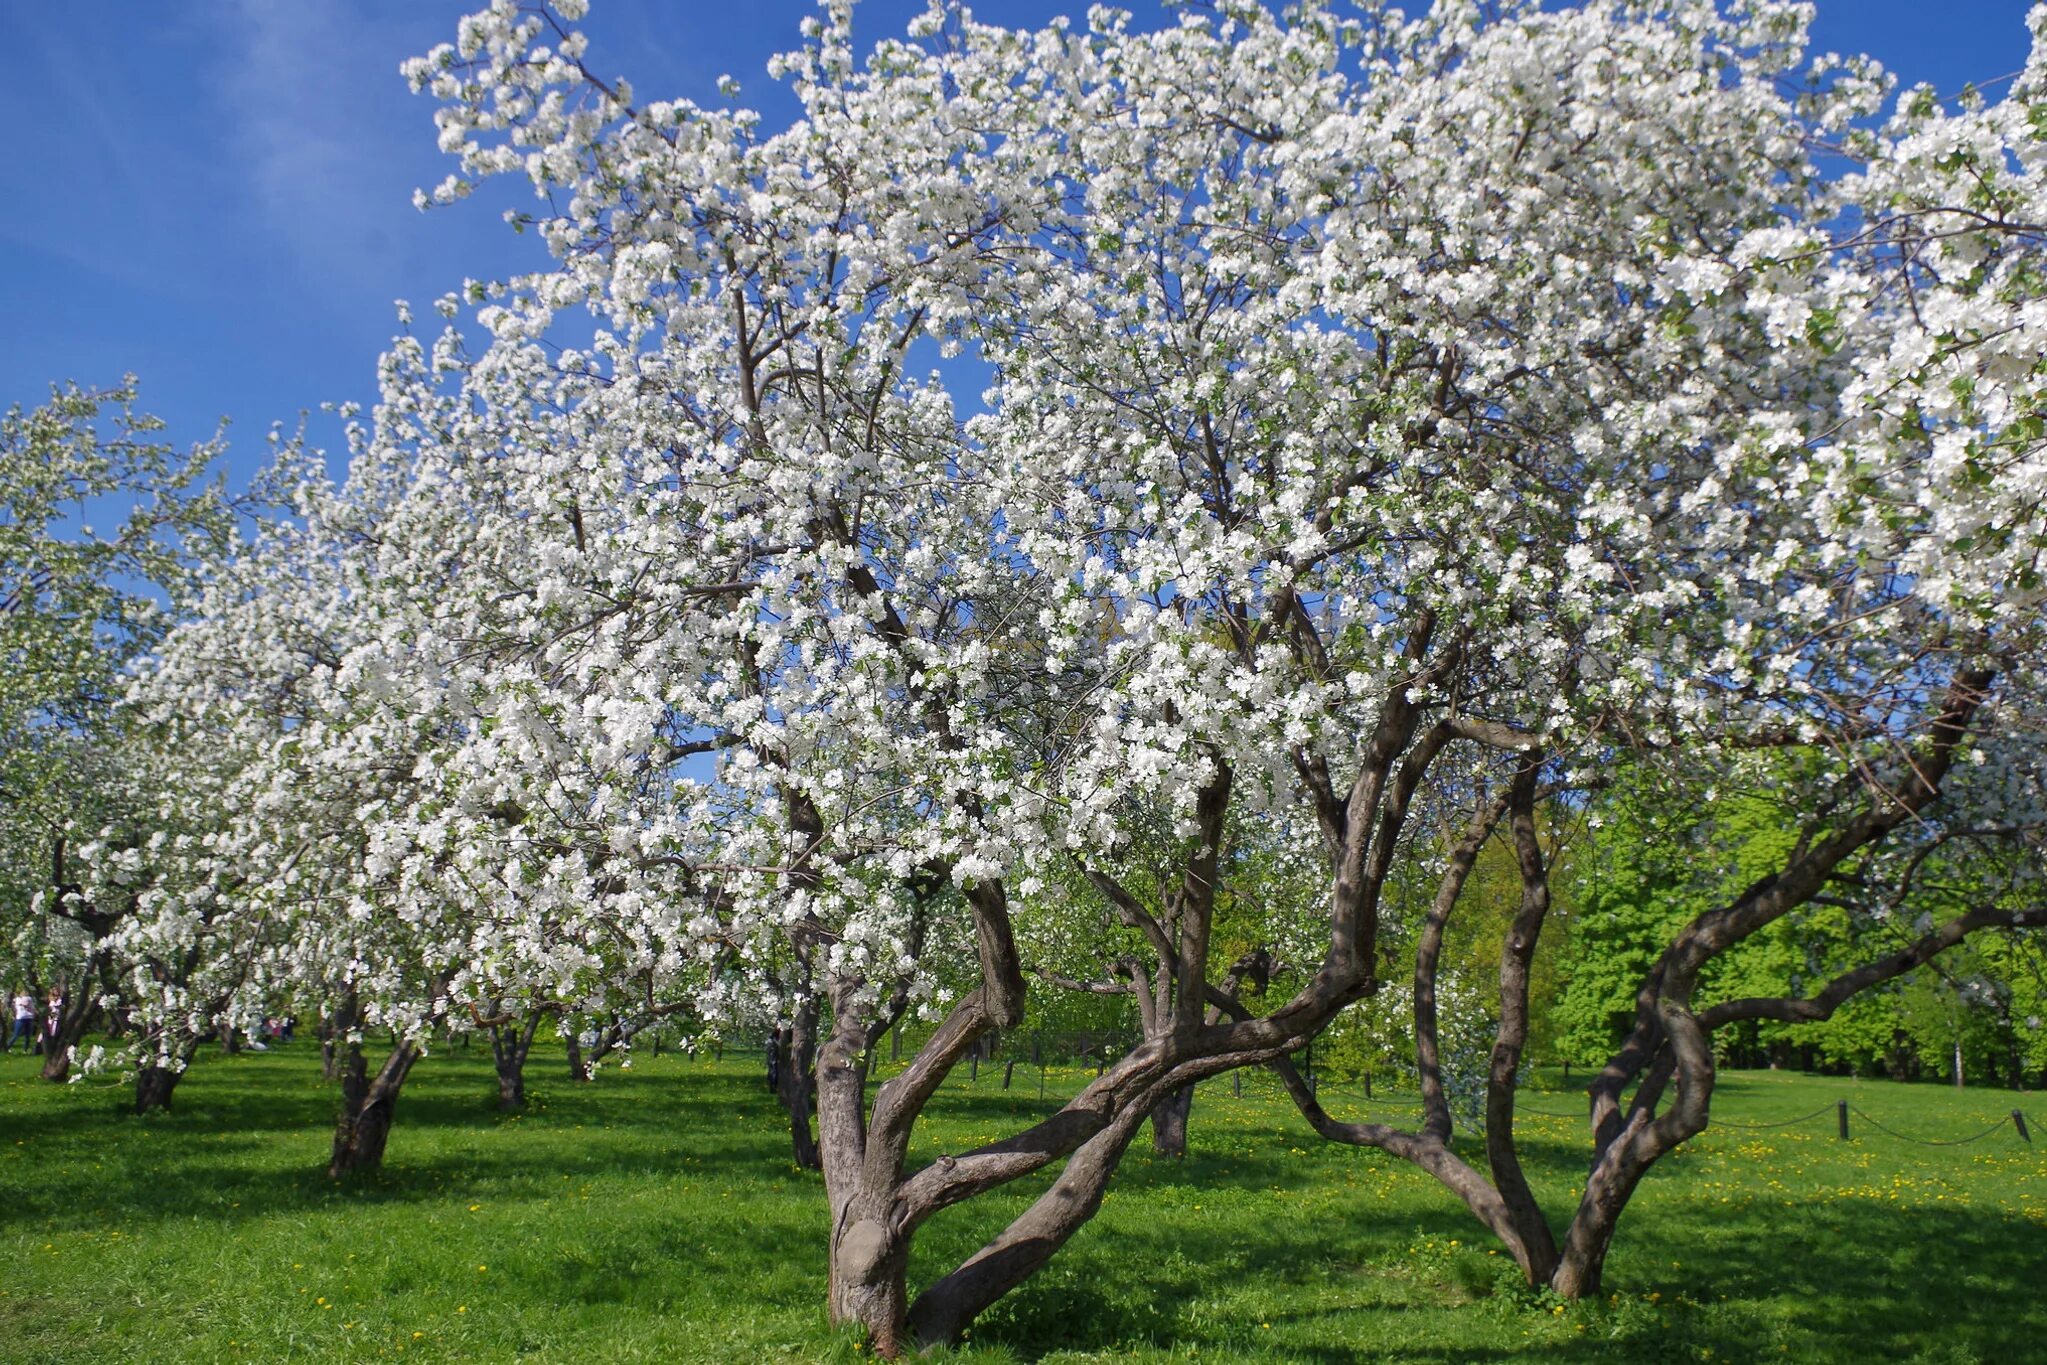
[1550,669,1998,1296]
[804,616,1460,1353]
[1484,766,1561,1282]
[328,1039,420,1177]
[819,999,908,1354]
[777,998,823,1170]
[1149,1083,1193,1157]
[497,1058,526,1110]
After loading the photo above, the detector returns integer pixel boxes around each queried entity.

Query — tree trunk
[777,998,822,1170]
[329,1039,420,1177]
[818,1013,909,1355]
[134,1064,181,1114]
[496,1059,526,1111]
[1149,1083,1193,1158]
[38,995,95,1083]
[490,1012,543,1112]
[906,1103,1148,1348]
[566,1027,587,1082]
[828,1196,911,1357]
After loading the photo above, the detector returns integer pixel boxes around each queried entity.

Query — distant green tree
[1555,762,2042,1084]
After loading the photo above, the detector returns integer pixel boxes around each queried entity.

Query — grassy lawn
[2,1044,2043,1363]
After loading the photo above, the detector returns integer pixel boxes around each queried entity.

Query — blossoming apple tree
[98,0,2047,1352]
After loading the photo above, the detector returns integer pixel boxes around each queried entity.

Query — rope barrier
[1846,1106,2014,1147]
[1310,1095,2034,1145]
[1179,1073,2039,1150]
[1711,1105,1839,1131]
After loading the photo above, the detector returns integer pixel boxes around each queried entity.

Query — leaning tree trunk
[905,1101,1151,1347]
[329,1037,421,1177]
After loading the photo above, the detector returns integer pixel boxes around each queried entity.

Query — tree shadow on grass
[0,1049,819,1235]
[961,1191,2045,1363]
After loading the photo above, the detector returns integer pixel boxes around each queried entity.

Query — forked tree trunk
[905,1104,1149,1348]
[490,1011,545,1112]
[38,993,96,1082]
[329,1038,421,1177]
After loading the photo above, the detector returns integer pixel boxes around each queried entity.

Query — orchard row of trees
[6,0,2047,1354]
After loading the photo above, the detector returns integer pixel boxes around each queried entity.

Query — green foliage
[1551,762,2043,1082]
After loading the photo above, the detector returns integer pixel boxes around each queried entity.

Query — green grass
[3,1044,2043,1364]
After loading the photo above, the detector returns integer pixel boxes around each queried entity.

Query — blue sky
[2,1,2038,494]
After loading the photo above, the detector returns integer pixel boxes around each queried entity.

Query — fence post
[970,1051,978,1083]
[1837,1100,1850,1140]
[1003,1058,1015,1089]
[1233,1071,1242,1098]
[1364,1070,1372,1100]
[2014,1110,2031,1143]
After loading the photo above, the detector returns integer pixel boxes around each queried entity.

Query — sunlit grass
[2,1044,2041,1362]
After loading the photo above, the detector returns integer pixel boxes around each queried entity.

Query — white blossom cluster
[80,0,2047,1076]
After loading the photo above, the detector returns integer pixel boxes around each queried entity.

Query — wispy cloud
[204,0,437,293]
